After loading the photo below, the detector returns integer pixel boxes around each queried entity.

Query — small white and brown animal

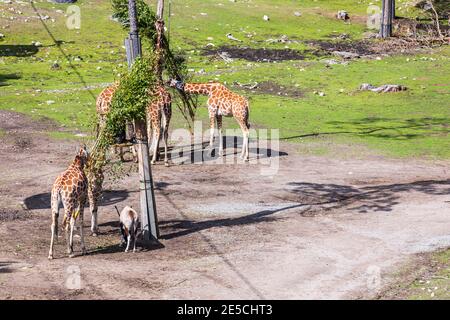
[115,205,139,252]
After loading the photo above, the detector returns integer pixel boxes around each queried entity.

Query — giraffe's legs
[209,114,216,147]
[162,124,169,167]
[88,188,98,236]
[238,119,250,162]
[217,115,224,156]
[78,201,86,256]
[151,126,161,165]
[48,208,58,260]
[68,216,76,257]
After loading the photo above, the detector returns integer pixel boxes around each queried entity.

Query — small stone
[96,66,102,70]
[294,11,302,17]
[263,15,270,21]
[51,62,60,70]
[46,100,55,105]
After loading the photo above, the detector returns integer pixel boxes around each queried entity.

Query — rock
[218,51,233,63]
[336,10,349,20]
[263,15,270,21]
[226,33,242,42]
[0,33,4,39]
[51,62,61,70]
[32,41,42,47]
[332,51,360,59]
[294,11,302,17]
[360,83,407,93]
[46,100,55,105]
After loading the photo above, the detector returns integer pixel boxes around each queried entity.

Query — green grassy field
[0,0,449,158]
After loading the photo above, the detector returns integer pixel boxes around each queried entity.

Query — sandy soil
[0,110,449,300]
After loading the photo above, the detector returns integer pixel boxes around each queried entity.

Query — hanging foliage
[111,0,197,130]
[104,56,157,146]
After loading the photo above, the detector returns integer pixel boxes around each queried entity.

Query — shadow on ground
[160,179,449,239]
[23,189,131,210]
[169,136,288,165]
[283,117,450,141]
[284,179,450,213]
[0,73,21,87]
[0,261,16,274]
[0,45,38,57]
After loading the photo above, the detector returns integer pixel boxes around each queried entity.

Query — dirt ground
[0,110,449,300]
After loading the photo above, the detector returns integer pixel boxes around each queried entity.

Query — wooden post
[126,0,159,242]
[134,119,159,240]
[380,0,393,38]
[391,0,395,20]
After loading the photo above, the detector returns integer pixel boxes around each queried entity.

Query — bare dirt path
[0,110,449,299]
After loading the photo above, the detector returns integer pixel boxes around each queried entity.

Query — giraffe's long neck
[183,83,218,95]
[71,156,85,170]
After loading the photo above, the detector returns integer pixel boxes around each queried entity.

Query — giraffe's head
[74,144,89,168]
[167,78,184,91]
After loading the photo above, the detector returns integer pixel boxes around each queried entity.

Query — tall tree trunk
[380,0,393,38]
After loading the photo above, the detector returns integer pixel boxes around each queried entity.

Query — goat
[115,205,139,252]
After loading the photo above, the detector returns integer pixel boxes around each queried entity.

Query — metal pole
[126,0,159,242]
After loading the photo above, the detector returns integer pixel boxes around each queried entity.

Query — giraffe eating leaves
[95,82,172,166]
[168,79,250,161]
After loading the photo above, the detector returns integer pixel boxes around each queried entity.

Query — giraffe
[48,145,89,259]
[147,85,172,166]
[95,82,137,162]
[95,83,172,166]
[168,79,250,161]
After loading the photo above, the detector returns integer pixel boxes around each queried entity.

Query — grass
[381,248,450,300]
[407,249,450,300]
[0,0,449,158]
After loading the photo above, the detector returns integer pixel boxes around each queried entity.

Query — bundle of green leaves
[111,0,197,126]
[103,55,157,147]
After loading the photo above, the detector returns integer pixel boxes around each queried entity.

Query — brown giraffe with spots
[48,145,89,259]
[147,85,172,166]
[168,79,250,161]
[95,83,172,165]
[95,82,136,162]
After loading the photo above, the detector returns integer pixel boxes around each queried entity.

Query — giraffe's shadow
[23,189,130,210]
[166,135,288,165]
